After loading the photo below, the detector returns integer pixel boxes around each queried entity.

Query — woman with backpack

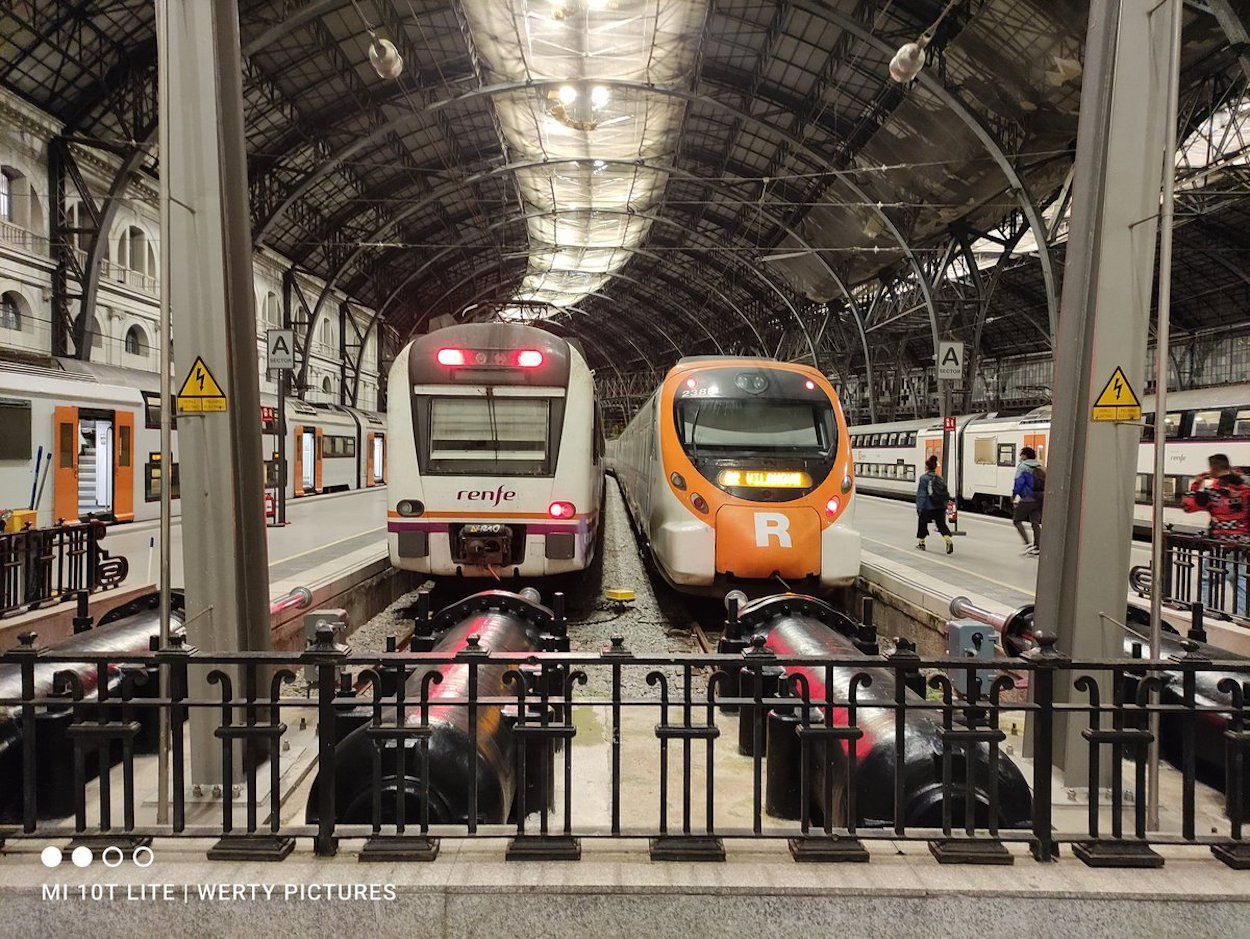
[916,454,954,553]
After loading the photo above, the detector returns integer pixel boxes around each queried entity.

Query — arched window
[89,316,104,350]
[321,376,332,394]
[321,318,333,348]
[0,170,12,222]
[262,292,281,329]
[127,226,147,273]
[124,324,149,357]
[0,292,22,331]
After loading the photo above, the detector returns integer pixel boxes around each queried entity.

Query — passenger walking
[916,454,954,554]
[1012,446,1045,557]
[1181,454,1250,617]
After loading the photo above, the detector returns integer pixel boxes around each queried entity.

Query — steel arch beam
[373,217,750,353]
[796,0,1060,344]
[415,257,711,363]
[365,172,875,381]
[267,81,940,361]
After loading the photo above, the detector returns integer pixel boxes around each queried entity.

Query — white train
[613,356,860,595]
[849,383,1250,532]
[0,357,387,527]
[386,323,604,579]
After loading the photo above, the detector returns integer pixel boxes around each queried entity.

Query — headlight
[396,500,424,517]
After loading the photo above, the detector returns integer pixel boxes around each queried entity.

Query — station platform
[3,489,394,651]
[852,495,1250,656]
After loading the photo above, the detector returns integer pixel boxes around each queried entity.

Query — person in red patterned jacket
[1181,453,1249,616]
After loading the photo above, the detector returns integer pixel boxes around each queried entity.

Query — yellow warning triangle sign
[1090,366,1141,422]
[177,356,228,413]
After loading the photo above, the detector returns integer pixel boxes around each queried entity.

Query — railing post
[13,631,43,835]
[304,623,347,857]
[1022,632,1065,861]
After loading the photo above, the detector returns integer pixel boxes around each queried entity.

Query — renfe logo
[457,485,517,506]
[754,512,792,549]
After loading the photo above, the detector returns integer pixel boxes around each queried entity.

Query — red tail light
[436,348,466,366]
[515,349,544,368]
[548,501,576,519]
[825,497,841,518]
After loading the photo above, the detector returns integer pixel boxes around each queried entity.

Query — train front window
[426,395,554,475]
[675,399,834,457]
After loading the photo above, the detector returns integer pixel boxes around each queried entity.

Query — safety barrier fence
[1132,531,1250,625]
[0,520,127,618]
[0,627,1247,868]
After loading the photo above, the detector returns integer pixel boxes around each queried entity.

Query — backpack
[1032,464,1046,493]
[928,474,950,507]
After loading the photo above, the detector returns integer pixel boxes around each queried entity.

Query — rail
[0,519,127,618]
[1132,531,1250,625]
[0,595,1247,868]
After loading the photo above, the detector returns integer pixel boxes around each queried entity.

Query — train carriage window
[428,395,552,473]
[119,425,131,467]
[1163,412,1182,438]
[997,443,1016,467]
[909,432,917,446]
[145,453,180,501]
[1191,409,1223,438]
[0,398,31,459]
[141,391,176,430]
[905,465,916,481]
[974,436,997,465]
[1141,413,1155,442]
[1135,473,1151,505]
[1235,409,1250,438]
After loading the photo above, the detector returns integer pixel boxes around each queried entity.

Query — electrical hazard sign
[1091,366,1141,422]
[177,356,228,413]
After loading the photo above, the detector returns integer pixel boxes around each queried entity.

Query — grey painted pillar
[1032,1,1174,782]
[158,0,272,786]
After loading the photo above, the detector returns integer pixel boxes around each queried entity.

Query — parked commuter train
[0,357,387,527]
[386,323,605,579]
[848,382,1250,532]
[612,357,860,595]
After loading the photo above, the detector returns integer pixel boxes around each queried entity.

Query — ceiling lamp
[590,85,611,108]
[888,38,927,83]
[887,0,959,84]
[558,84,579,105]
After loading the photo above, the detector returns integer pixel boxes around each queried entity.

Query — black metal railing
[0,519,127,618]
[1,622,1248,868]
[1132,531,1250,625]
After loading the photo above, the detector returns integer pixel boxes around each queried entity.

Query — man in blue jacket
[1012,446,1045,556]
[916,454,954,553]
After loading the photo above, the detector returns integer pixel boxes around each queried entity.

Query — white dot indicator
[70,845,92,868]
[102,846,124,868]
[40,846,62,868]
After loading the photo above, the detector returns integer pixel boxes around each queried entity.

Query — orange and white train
[612,357,860,595]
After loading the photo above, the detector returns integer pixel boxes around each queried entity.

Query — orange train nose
[713,505,821,579]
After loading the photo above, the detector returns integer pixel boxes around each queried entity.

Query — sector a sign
[266,328,295,371]
[937,340,965,381]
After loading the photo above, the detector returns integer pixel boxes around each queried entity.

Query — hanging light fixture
[369,36,403,81]
[887,0,959,85]
[888,37,928,83]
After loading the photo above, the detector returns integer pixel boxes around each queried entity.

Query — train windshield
[426,395,553,474]
[676,399,835,456]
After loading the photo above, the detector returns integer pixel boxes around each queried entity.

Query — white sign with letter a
[266,328,295,371]
[937,340,965,381]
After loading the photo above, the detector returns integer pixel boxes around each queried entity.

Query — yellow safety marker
[604,588,636,603]
[176,356,228,413]
[1090,366,1141,422]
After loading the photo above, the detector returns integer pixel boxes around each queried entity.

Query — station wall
[0,88,381,410]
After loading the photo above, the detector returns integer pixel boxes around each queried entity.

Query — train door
[293,424,306,497]
[364,432,375,487]
[113,411,135,522]
[313,427,324,492]
[372,433,385,484]
[53,406,79,522]
[1024,432,1047,465]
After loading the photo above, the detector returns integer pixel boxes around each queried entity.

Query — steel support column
[159,0,272,786]
[1032,0,1176,781]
